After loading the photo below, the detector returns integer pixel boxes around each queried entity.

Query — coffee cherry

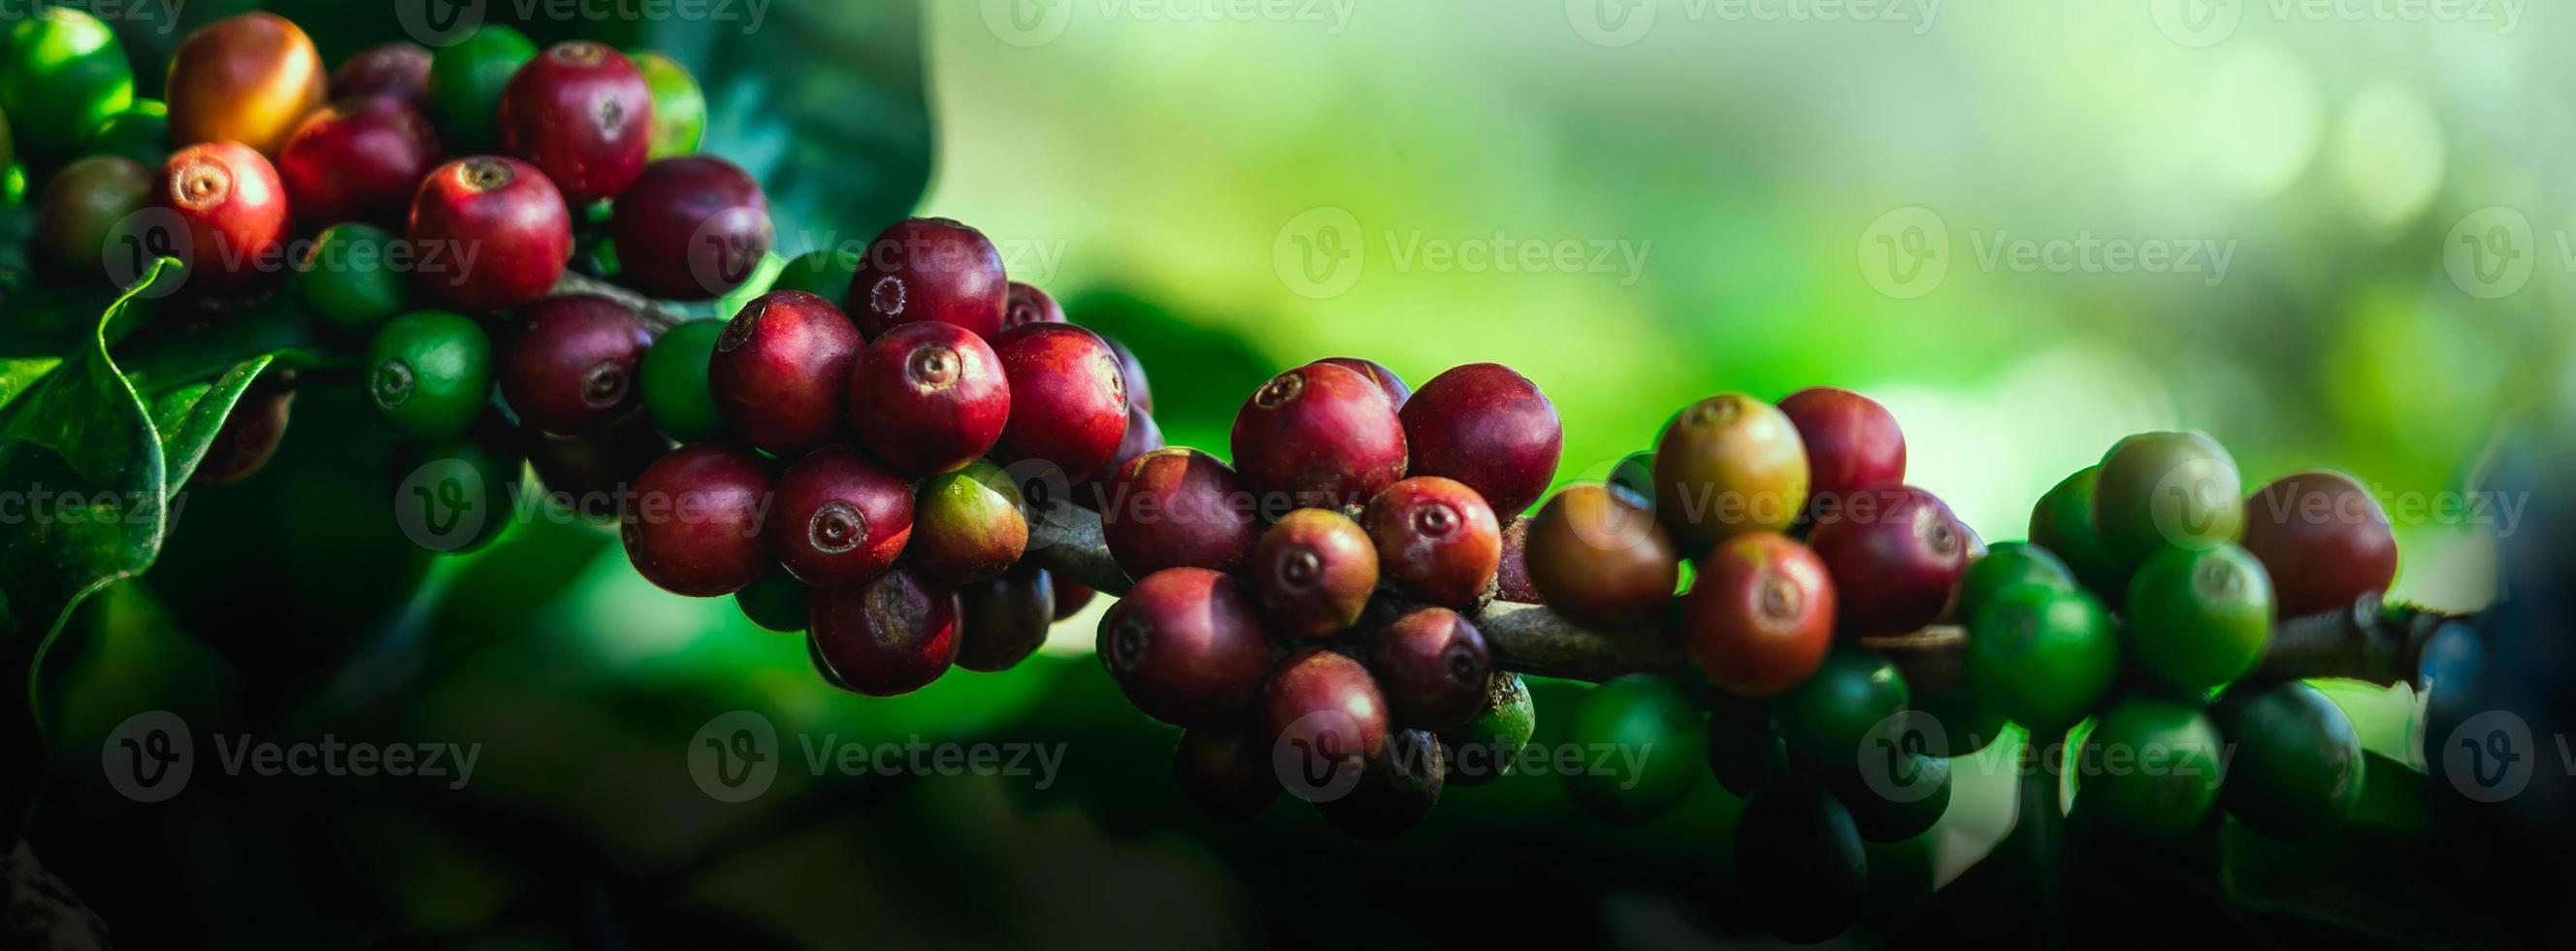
[165,13,325,157]
[770,247,860,298]
[1053,579,1096,619]
[277,95,443,230]
[1734,780,1869,944]
[1964,583,2117,732]
[1317,728,1444,840]
[33,154,150,279]
[1074,404,1165,510]
[497,295,652,436]
[630,50,703,161]
[1653,394,1810,552]
[526,409,671,522]
[622,443,771,596]
[193,373,294,485]
[1002,281,1064,330]
[2239,470,2397,617]
[499,42,651,204]
[158,141,290,293]
[1777,386,1905,523]
[1101,447,1259,578]
[708,290,864,455]
[2125,541,2273,694]
[1363,476,1501,608]
[810,567,960,696]
[1315,357,1409,410]
[734,570,810,633]
[1704,695,1785,799]
[957,566,1054,672]
[1806,485,1971,639]
[846,320,1010,475]
[1100,568,1271,727]
[1371,607,1490,731]
[1495,515,1539,603]
[912,460,1028,585]
[1563,674,1705,822]
[331,42,433,107]
[1399,363,1561,517]
[367,310,492,439]
[78,101,167,168]
[1773,647,1908,769]
[637,318,726,442]
[1906,686,2005,759]
[1174,723,1282,821]
[846,216,1007,340]
[407,156,572,312]
[0,9,133,162]
[2030,464,2128,601]
[296,223,410,334]
[1825,748,1951,844]
[2075,696,2226,840]
[994,322,1130,483]
[1263,647,1390,773]
[1100,333,1155,415]
[1683,532,1836,698]
[766,443,913,587]
[1249,508,1379,639]
[2212,681,2363,839]
[1438,672,1534,787]
[1230,363,1407,514]
[1524,484,1679,631]
[1953,541,2076,630]
[2094,431,2245,572]
[426,26,535,153]
[392,423,524,552]
[805,630,850,689]
[610,155,769,300]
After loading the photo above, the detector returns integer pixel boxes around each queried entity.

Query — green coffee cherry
[1562,674,1705,822]
[1965,582,2118,732]
[768,247,861,298]
[369,311,493,439]
[632,50,705,160]
[1439,672,1534,787]
[427,26,537,153]
[2124,542,2273,695]
[1955,541,2076,625]
[399,433,521,553]
[2029,465,2129,602]
[79,99,167,167]
[2212,682,2363,839]
[2094,431,2245,573]
[2076,696,2227,841]
[639,318,728,443]
[1773,647,1909,770]
[0,9,135,163]
[298,223,410,333]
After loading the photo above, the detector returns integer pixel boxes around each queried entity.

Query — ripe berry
[1074,404,1165,510]
[734,570,810,633]
[165,13,326,157]
[1101,447,1259,579]
[2124,541,2273,694]
[846,216,1007,340]
[1054,579,1096,619]
[277,95,442,230]
[1316,728,1444,840]
[1230,363,1407,515]
[622,443,771,596]
[158,141,290,293]
[367,310,492,439]
[407,156,572,312]
[1002,281,1064,330]
[707,290,864,455]
[497,295,652,436]
[1263,648,1390,773]
[193,374,294,486]
[1654,394,1810,552]
[911,460,1028,585]
[810,567,960,697]
[1683,532,1836,698]
[526,410,670,521]
[499,42,651,204]
[610,155,769,301]
[1315,357,1409,410]
[2239,470,2397,617]
[1249,508,1379,639]
[846,320,1010,475]
[956,566,1054,672]
[993,322,1130,483]
[1371,607,1490,731]
[1806,485,1970,639]
[331,42,433,107]
[1399,363,1561,517]
[425,25,535,153]
[766,443,913,587]
[1777,386,1905,523]
[1100,333,1155,415]
[33,154,151,280]
[1363,476,1501,608]
[1495,515,1539,603]
[630,51,702,160]
[1524,484,1679,631]
[1174,724,1281,821]
[1098,568,1271,727]
[2094,431,2244,572]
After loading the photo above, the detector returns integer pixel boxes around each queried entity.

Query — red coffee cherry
[1001,280,1065,330]
[1400,363,1561,517]
[1263,648,1390,771]
[1099,568,1272,727]
[1102,447,1260,579]
[1174,723,1281,821]
[1525,484,1679,631]
[993,322,1130,484]
[1230,362,1407,516]
[1249,508,1380,640]
[846,320,1010,476]
[810,567,959,697]
[1054,578,1096,619]
[1684,532,1837,698]
[498,295,652,436]
[766,443,914,587]
[1363,476,1501,609]
[609,155,770,301]
[1315,356,1410,410]
[277,95,442,230]
[622,443,771,596]
[157,141,290,293]
[1777,386,1906,524]
[846,216,1008,340]
[707,290,864,456]
[407,156,572,312]
[330,42,433,107]
[1806,485,1970,639]
[2239,470,2398,617]
[498,41,652,204]
[1372,607,1491,731]
[955,566,1054,673]
[1496,514,1540,603]
[1100,332,1154,415]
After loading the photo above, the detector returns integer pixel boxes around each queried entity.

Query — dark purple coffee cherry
[810,567,959,697]
[1399,362,1560,517]
[1230,362,1407,515]
[1101,447,1259,579]
[622,443,771,597]
[610,155,769,301]
[846,216,1007,340]
[1098,568,1271,727]
[1316,728,1443,840]
[1371,607,1491,731]
[956,565,1054,673]
[499,295,652,436]
[1263,647,1390,776]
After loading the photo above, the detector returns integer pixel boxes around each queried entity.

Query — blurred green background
[20,0,2554,947]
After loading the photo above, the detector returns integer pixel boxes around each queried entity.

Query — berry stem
[553,270,692,332]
